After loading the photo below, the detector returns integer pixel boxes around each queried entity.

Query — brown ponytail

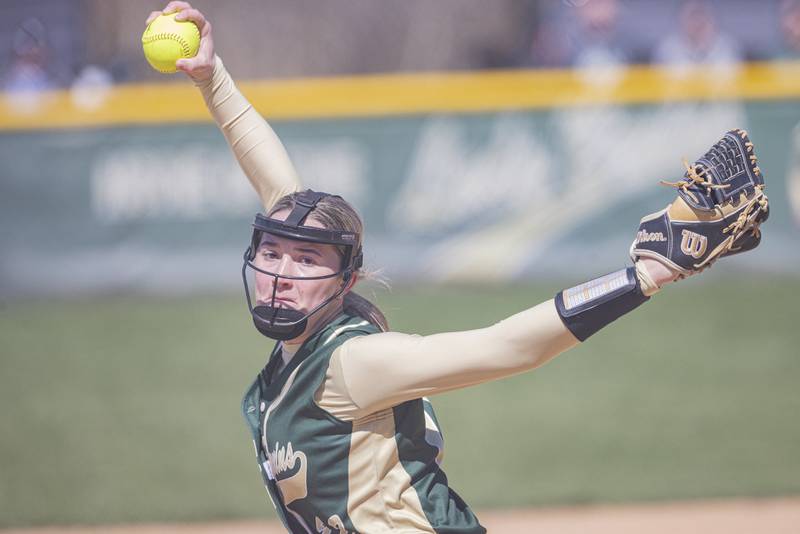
[343,290,389,332]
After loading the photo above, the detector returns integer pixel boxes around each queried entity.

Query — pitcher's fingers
[145,10,162,25]
[175,58,193,71]
[199,19,212,38]
[162,1,193,15]
[176,58,213,81]
[174,8,206,30]
[176,56,205,72]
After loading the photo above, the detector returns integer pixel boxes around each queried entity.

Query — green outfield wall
[2,64,800,296]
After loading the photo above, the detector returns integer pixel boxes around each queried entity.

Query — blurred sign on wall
[1,100,799,297]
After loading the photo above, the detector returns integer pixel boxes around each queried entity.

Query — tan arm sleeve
[195,55,300,211]
[322,299,579,419]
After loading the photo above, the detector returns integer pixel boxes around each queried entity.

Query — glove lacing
[693,186,769,270]
[659,129,762,204]
[659,159,730,205]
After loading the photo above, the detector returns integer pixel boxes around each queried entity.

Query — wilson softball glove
[631,129,769,277]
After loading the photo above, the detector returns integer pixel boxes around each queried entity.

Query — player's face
[252,211,344,315]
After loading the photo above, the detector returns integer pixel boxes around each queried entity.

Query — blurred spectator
[570,0,629,70]
[779,0,800,57]
[527,7,573,69]
[653,0,743,76]
[3,18,54,94]
[2,17,57,114]
[527,0,636,82]
[70,65,113,110]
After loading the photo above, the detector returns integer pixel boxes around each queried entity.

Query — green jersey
[242,313,485,533]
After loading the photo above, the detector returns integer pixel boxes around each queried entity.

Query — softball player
[148,4,736,533]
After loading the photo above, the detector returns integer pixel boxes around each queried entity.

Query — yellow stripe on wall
[2,61,800,131]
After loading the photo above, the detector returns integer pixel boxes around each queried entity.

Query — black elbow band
[555,267,649,342]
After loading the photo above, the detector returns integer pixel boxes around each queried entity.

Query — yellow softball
[142,13,200,74]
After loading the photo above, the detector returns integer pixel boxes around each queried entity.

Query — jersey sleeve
[325,299,579,419]
[195,55,301,211]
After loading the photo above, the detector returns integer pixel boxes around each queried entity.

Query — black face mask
[241,190,362,342]
[251,306,307,341]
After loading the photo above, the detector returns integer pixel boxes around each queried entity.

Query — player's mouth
[258,297,296,309]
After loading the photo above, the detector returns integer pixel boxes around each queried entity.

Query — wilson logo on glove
[636,230,668,244]
[680,230,708,259]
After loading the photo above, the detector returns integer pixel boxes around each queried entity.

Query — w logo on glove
[680,230,708,259]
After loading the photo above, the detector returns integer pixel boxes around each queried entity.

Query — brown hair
[268,192,389,332]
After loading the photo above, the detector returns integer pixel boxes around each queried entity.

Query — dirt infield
[5,497,800,534]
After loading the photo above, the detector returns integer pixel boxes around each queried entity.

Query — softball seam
[142,30,199,57]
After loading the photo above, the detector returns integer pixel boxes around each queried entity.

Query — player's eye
[298,256,316,266]
[260,250,279,260]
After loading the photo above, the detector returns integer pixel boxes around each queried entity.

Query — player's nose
[273,255,299,281]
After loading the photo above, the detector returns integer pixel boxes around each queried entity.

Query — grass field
[1,278,799,528]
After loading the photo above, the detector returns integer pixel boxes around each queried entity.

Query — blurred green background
[2,279,798,528]
[3,0,800,529]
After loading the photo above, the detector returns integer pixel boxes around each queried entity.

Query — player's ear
[343,271,358,293]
